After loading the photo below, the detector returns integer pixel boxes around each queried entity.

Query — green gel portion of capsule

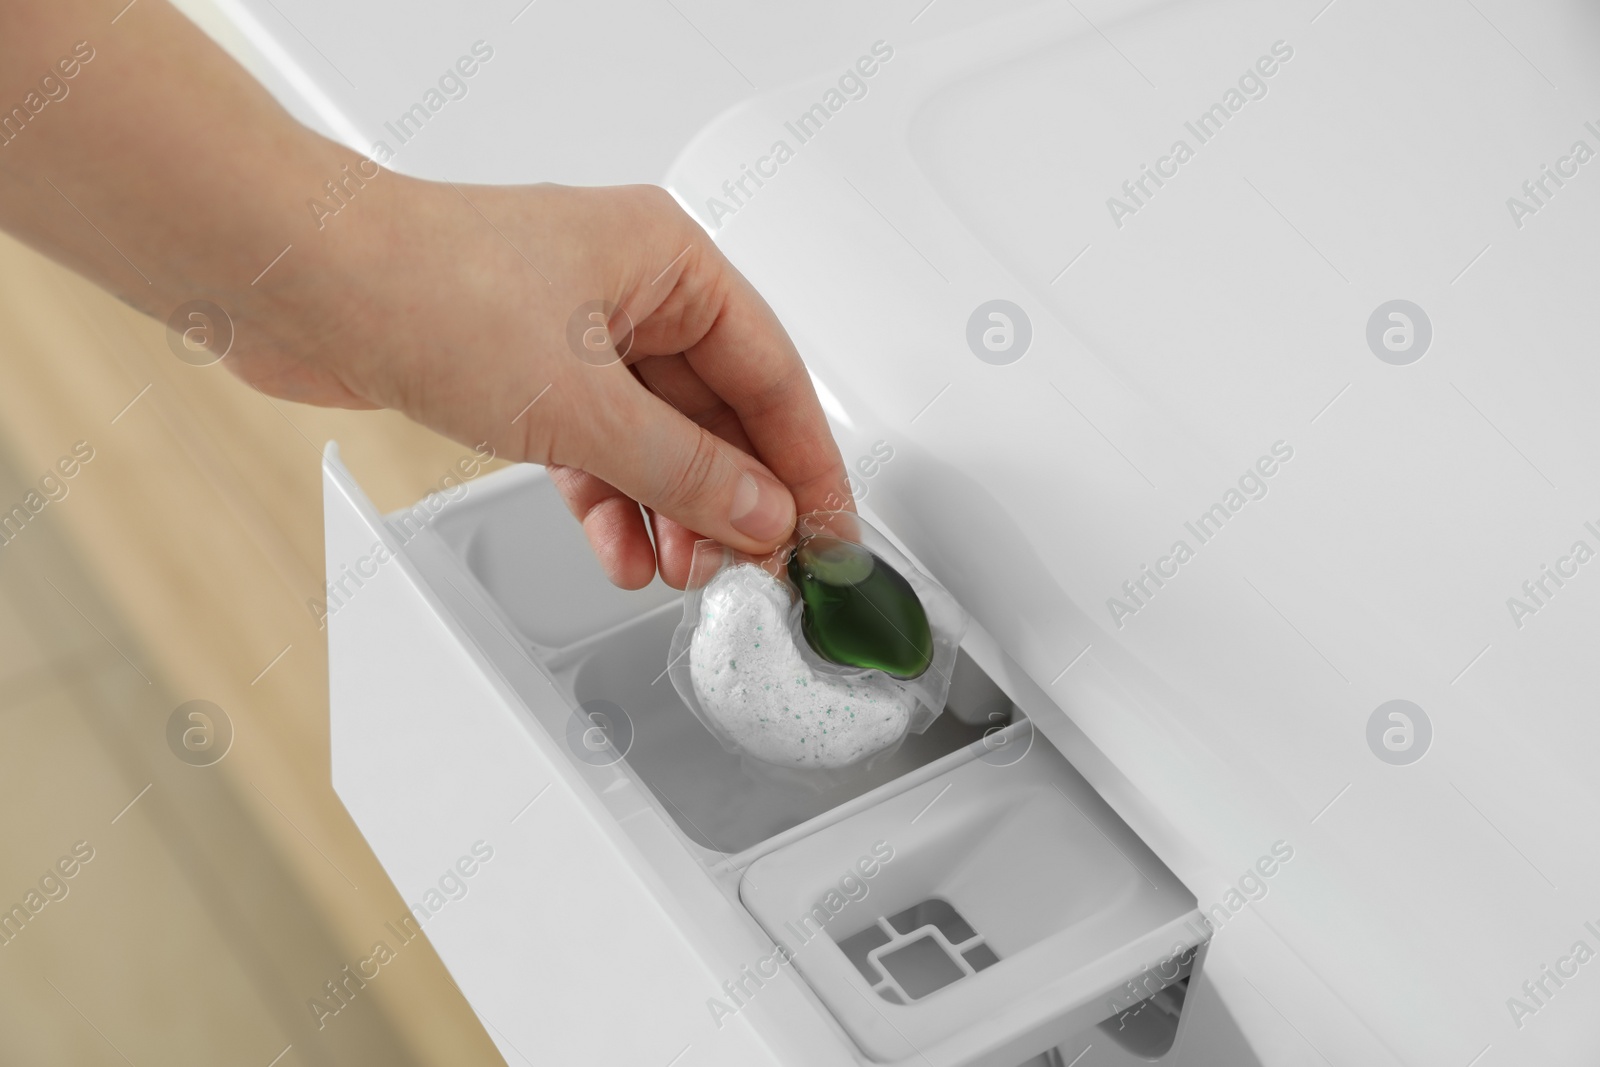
[786,536,933,679]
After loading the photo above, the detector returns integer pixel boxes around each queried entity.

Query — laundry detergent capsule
[667,514,968,774]
[688,563,914,768]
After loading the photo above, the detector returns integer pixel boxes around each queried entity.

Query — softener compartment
[738,726,1201,1064]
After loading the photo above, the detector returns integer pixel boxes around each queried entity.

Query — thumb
[580,373,797,555]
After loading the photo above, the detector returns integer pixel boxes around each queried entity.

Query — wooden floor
[0,225,508,1064]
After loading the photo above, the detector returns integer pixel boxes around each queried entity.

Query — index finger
[656,249,852,518]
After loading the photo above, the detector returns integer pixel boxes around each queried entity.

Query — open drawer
[322,448,1222,1067]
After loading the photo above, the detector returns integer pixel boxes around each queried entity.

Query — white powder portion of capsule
[690,563,914,768]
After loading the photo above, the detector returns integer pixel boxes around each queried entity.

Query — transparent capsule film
[666,514,968,776]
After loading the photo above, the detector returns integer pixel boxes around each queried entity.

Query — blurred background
[0,4,509,1062]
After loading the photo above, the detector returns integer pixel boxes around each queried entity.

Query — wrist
[208,136,440,404]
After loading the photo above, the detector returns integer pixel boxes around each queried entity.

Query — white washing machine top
[662,2,1600,1062]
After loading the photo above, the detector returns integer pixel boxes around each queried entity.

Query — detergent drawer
[324,450,1212,1067]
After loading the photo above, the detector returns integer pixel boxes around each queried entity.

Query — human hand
[227,177,852,590]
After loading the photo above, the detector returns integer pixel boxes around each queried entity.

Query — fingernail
[730,471,793,543]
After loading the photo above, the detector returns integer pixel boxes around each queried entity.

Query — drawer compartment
[739,721,1201,1065]
[425,465,1001,856]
